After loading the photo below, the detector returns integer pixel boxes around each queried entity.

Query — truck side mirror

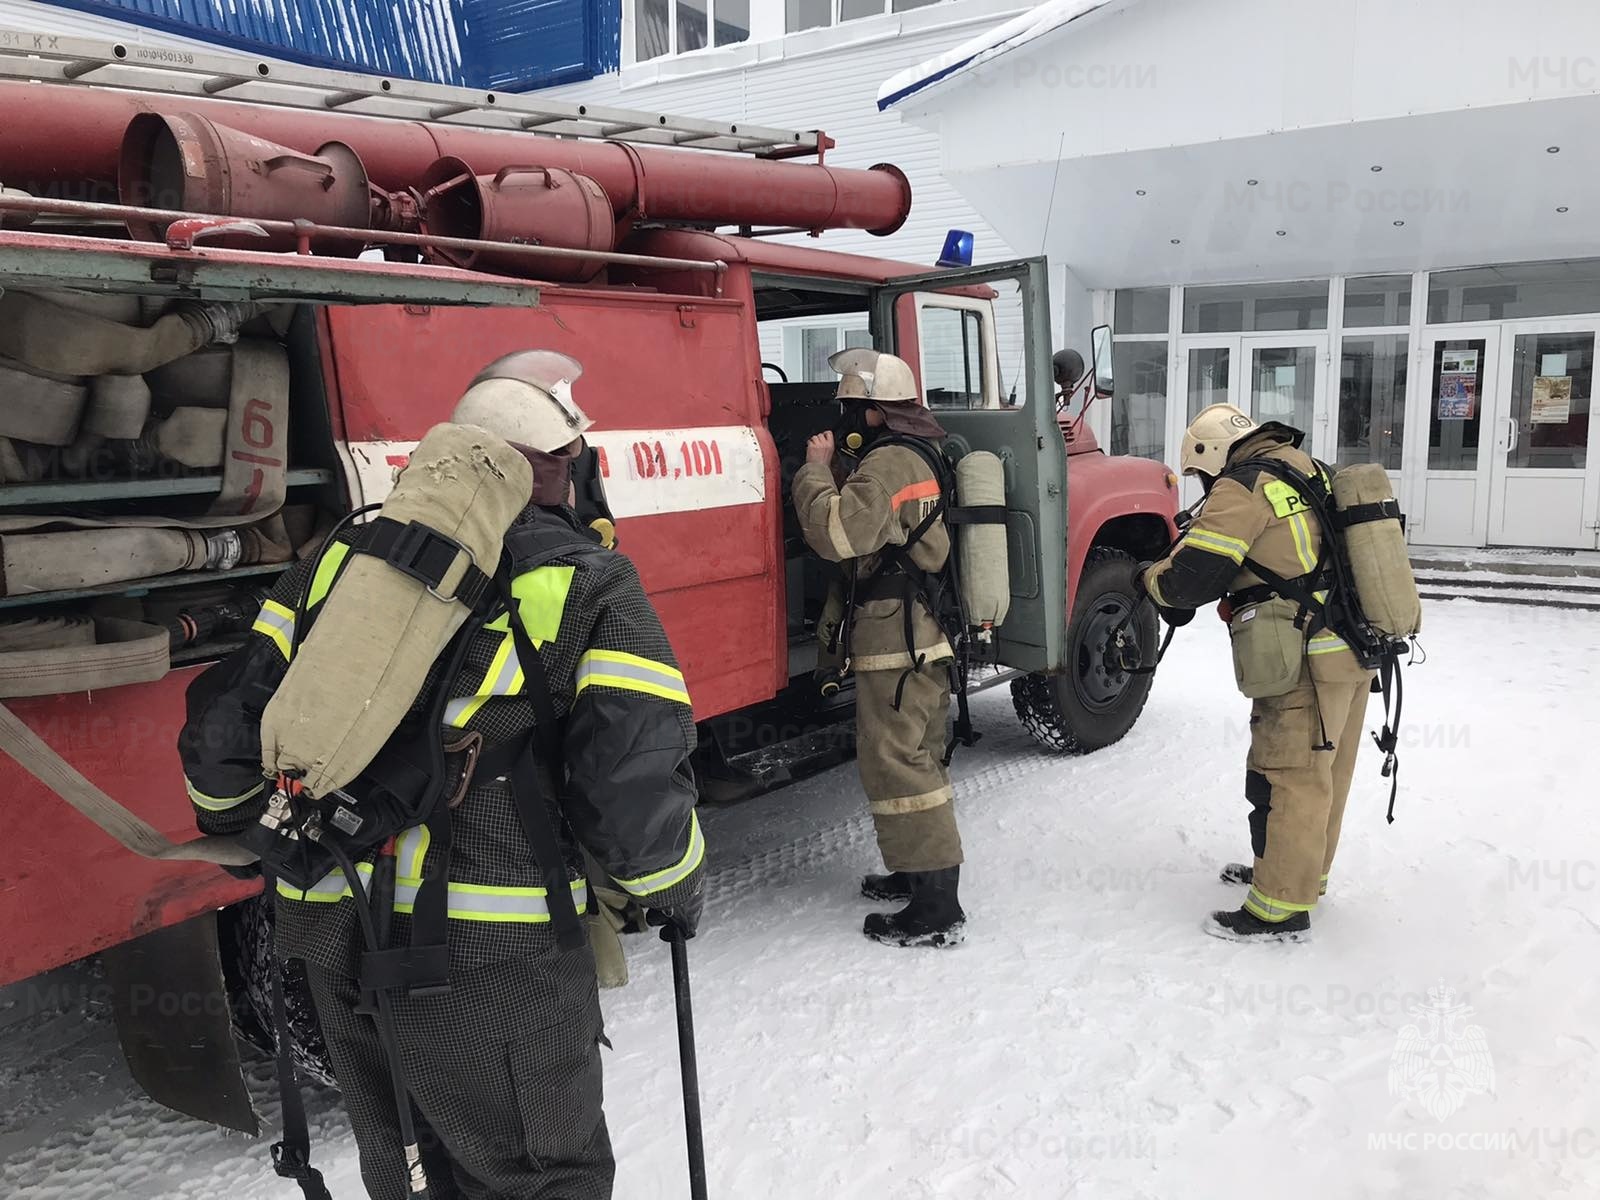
[1091,324,1114,398]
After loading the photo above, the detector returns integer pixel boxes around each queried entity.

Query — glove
[1217,598,1234,623]
[1133,560,1155,596]
[221,860,263,882]
[645,888,704,942]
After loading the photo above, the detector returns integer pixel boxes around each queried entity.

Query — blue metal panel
[35,0,621,88]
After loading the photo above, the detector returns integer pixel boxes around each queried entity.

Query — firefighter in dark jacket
[179,351,705,1199]
[791,348,966,948]
[1139,403,1373,944]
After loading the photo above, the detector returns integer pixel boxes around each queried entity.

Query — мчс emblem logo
[1386,983,1495,1121]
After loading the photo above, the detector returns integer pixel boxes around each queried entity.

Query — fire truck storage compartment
[0,297,343,690]
[765,379,849,674]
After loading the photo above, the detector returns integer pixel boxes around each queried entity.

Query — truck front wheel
[1011,546,1158,754]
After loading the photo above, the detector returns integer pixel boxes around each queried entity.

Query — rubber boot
[863,867,965,948]
[1202,905,1310,944]
[860,871,913,902]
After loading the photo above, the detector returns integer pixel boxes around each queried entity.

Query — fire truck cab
[0,32,1177,1118]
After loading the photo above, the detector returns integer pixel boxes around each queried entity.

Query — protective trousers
[303,951,614,1200]
[1245,663,1373,922]
[854,666,963,873]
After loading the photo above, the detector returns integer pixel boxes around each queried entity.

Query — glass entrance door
[1178,336,1327,507]
[1489,322,1600,547]
[1418,330,1497,547]
[1180,342,1236,506]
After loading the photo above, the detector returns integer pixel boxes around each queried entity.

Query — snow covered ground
[3,598,1598,1199]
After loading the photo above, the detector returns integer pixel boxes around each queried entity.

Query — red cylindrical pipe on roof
[0,81,912,235]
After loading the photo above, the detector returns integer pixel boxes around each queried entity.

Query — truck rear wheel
[1011,546,1158,754]
[219,893,337,1088]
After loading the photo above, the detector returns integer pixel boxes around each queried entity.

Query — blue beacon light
[937,229,974,269]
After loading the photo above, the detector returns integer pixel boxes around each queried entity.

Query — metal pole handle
[668,925,708,1200]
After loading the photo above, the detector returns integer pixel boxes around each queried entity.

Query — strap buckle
[383,520,486,606]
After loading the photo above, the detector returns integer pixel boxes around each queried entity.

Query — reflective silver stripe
[443,632,524,727]
[616,812,705,898]
[251,600,296,659]
[279,866,588,923]
[576,650,690,704]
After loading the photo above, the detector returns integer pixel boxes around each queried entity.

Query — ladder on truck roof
[0,28,825,158]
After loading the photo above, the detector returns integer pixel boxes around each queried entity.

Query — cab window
[920,305,985,408]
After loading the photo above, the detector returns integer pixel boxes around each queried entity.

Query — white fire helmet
[1181,403,1259,478]
[450,350,593,453]
[829,347,918,403]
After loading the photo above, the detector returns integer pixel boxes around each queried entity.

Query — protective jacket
[1145,426,1352,663]
[792,440,952,673]
[179,504,704,974]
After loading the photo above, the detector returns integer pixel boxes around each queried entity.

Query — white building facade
[884,0,1600,550]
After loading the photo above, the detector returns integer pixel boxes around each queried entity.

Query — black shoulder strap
[496,568,587,952]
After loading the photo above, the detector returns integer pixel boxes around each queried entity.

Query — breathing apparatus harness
[835,430,1006,764]
[1219,455,1417,823]
[252,507,588,1200]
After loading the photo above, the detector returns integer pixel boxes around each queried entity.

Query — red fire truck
[0,31,1177,1118]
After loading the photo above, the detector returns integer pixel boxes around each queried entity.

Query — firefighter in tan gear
[1140,403,1375,943]
[791,348,966,948]
[180,352,704,1198]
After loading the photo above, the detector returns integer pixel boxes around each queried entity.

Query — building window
[1427,259,1600,323]
[634,0,749,61]
[1113,287,1170,336]
[1339,335,1407,471]
[1344,275,1412,328]
[788,0,947,33]
[1182,280,1329,333]
[1110,341,1167,460]
[783,322,871,382]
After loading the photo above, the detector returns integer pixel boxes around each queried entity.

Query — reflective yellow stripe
[614,811,705,898]
[1287,512,1316,574]
[251,599,295,661]
[576,649,691,706]
[186,778,264,812]
[445,630,523,728]
[443,565,571,725]
[511,565,575,649]
[397,824,430,880]
[1183,528,1250,565]
[276,865,589,923]
[308,540,351,608]
[1308,634,1349,655]
[1244,885,1317,921]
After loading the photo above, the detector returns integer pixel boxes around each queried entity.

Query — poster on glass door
[1532,353,1573,424]
[1437,348,1479,420]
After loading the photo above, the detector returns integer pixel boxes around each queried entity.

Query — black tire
[218,893,338,1087]
[1011,546,1159,753]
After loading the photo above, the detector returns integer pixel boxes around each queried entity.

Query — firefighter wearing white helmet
[791,347,968,948]
[181,350,703,1198]
[1138,402,1375,944]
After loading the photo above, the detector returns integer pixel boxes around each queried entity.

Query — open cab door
[871,256,1068,674]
